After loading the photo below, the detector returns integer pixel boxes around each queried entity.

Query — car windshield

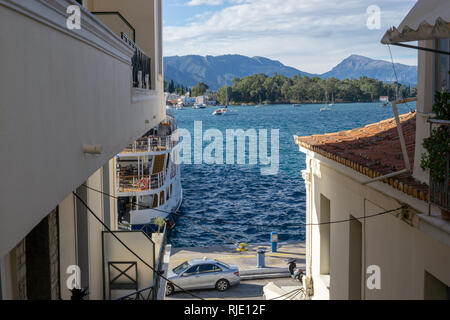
[215,260,230,269]
[173,261,191,275]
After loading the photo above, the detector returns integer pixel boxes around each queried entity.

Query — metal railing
[117,225,168,300]
[118,170,167,193]
[121,33,151,89]
[121,136,174,154]
[428,119,450,212]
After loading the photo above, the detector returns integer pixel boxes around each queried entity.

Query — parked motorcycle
[287,258,304,282]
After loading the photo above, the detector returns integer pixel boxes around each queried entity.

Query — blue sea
[167,102,416,248]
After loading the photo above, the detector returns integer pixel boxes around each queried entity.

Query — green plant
[421,91,450,182]
[153,216,166,234]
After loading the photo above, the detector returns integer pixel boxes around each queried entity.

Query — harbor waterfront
[167,102,416,248]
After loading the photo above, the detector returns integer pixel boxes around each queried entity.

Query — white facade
[0,0,167,300]
[300,153,450,300]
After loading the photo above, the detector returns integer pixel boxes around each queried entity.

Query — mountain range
[164,54,417,91]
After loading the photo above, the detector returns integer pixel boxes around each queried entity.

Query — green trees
[216,74,416,104]
[191,82,209,97]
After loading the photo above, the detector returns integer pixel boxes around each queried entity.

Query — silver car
[166,258,240,295]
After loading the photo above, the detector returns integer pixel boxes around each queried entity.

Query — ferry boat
[116,114,183,233]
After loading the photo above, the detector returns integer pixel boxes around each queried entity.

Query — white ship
[117,114,182,233]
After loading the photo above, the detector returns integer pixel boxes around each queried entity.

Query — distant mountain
[164,54,417,91]
[164,54,315,90]
[320,54,417,86]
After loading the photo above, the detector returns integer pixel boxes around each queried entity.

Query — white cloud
[164,0,418,73]
[187,0,225,6]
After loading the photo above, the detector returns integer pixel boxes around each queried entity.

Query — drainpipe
[363,97,417,185]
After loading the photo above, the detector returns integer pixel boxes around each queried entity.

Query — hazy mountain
[164,54,417,90]
[320,54,417,86]
[164,54,315,90]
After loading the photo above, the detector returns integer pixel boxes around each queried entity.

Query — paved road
[165,278,300,300]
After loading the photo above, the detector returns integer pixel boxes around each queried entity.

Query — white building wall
[304,155,450,300]
[0,0,165,258]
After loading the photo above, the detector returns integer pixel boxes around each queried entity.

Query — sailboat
[320,88,332,112]
[255,95,263,108]
[329,92,335,107]
[213,87,238,116]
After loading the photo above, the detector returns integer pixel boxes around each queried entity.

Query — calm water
[167,102,416,248]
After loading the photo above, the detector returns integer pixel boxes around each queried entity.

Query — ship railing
[118,170,168,193]
[122,136,176,154]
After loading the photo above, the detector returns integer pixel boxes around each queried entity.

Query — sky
[163,0,419,74]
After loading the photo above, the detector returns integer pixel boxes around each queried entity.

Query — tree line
[215,73,416,105]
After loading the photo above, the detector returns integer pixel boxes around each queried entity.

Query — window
[199,264,221,274]
[436,38,450,92]
[184,266,200,276]
[348,215,362,300]
[320,195,331,275]
[173,261,190,275]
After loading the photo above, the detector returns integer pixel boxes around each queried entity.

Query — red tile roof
[294,112,429,202]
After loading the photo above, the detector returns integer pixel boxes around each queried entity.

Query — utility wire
[269,288,305,300]
[82,184,406,229]
[72,191,206,301]
[387,44,415,113]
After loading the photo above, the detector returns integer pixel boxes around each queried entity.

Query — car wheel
[216,279,230,292]
[166,283,174,296]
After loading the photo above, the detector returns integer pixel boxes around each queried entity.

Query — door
[178,265,201,290]
[197,264,223,289]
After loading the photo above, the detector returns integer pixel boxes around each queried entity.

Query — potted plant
[421,90,450,220]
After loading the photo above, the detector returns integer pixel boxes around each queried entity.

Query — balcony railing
[121,33,151,89]
[428,119,450,212]
[118,171,167,193]
[121,136,174,154]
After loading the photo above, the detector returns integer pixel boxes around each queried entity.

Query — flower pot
[442,209,450,221]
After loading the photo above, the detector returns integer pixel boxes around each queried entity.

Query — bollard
[271,232,278,253]
[256,248,266,268]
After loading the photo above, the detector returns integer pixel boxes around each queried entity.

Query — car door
[197,264,223,289]
[177,265,201,290]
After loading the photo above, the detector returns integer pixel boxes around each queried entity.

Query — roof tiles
[294,112,429,202]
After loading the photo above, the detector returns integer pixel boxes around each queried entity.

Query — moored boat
[116,115,183,234]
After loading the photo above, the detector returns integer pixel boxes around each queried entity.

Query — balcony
[428,119,450,213]
[117,171,167,194]
[120,136,174,155]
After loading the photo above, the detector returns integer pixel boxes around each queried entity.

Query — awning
[381,0,450,45]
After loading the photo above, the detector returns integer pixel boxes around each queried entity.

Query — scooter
[287,258,304,282]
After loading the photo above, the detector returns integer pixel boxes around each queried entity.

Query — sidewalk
[169,241,306,279]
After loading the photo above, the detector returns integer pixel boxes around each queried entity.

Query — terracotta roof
[294,112,429,202]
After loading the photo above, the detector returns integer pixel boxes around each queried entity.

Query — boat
[116,115,183,234]
[380,96,390,107]
[213,87,237,115]
[329,92,335,107]
[213,107,227,115]
[293,104,302,108]
[255,95,263,108]
[193,103,206,109]
[321,89,333,111]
